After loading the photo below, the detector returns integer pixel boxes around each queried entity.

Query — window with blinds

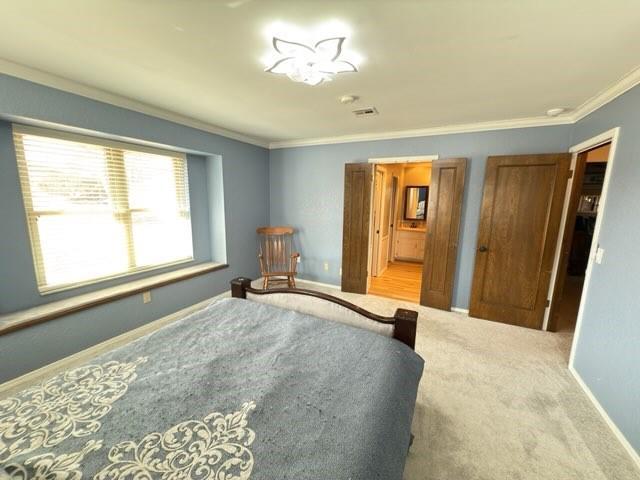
[13,125,194,293]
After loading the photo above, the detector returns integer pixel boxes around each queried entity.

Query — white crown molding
[269,65,640,149]
[3,57,640,151]
[0,58,270,149]
[269,115,575,149]
[572,65,640,122]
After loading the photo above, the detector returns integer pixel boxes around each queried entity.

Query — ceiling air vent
[352,107,378,117]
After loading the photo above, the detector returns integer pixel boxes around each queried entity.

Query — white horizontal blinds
[124,150,193,268]
[13,126,193,293]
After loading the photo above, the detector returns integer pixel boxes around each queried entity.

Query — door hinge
[568,170,574,179]
[545,299,551,307]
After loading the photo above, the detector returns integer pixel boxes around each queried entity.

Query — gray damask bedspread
[0,297,424,480]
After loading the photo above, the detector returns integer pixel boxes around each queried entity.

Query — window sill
[38,257,195,296]
[0,262,227,336]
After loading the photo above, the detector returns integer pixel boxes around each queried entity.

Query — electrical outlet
[142,291,151,304]
[323,261,329,272]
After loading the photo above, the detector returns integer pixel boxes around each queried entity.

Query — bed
[0,277,424,480]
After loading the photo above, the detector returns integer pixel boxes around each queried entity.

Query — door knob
[478,245,488,252]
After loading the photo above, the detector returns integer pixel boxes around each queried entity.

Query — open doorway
[368,162,431,303]
[342,157,466,311]
[548,141,613,333]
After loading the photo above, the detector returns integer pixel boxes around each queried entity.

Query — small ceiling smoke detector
[353,107,378,117]
[546,107,566,117]
[340,95,358,104]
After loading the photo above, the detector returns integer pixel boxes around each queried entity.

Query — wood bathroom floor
[369,261,423,303]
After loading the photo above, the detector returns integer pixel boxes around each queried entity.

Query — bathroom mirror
[404,186,428,220]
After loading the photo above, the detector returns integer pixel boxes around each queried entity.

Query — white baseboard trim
[295,278,341,290]
[258,280,469,316]
[451,307,470,315]
[569,366,640,470]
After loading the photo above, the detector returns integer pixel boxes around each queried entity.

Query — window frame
[13,124,195,295]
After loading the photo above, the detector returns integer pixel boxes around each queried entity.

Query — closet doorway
[341,157,467,310]
[547,141,612,332]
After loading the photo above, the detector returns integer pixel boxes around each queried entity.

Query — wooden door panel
[470,154,571,329]
[342,163,373,293]
[378,170,393,274]
[481,163,556,308]
[428,167,455,293]
[371,168,388,276]
[388,176,398,261]
[420,158,467,310]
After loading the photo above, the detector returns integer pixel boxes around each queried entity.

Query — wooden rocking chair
[257,226,300,289]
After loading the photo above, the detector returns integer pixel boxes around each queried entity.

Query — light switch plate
[595,247,605,264]
[142,291,151,304]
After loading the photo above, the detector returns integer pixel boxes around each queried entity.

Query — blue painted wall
[0,74,269,382]
[0,70,637,456]
[269,89,640,454]
[570,86,640,453]
[269,126,573,308]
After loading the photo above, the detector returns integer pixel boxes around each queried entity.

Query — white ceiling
[1,0,640,147]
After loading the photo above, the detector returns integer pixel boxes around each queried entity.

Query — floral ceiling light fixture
[264,36,359,86]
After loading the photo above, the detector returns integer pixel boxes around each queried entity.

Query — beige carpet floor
[295,281,640,480]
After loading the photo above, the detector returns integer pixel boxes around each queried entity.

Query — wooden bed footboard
[230,277,417,350]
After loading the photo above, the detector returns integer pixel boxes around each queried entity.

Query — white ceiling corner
[570,65,640,122]
[270,64,640,149]
[0,58,271,149]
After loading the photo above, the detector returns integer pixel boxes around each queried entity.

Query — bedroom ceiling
[1,0,640,147]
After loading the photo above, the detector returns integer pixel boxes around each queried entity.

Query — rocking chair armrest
[257,253,266,275]
[290,252,300,275]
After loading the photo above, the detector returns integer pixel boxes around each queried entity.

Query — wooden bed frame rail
[230,277,417,350]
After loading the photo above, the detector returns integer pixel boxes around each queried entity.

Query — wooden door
[371,169,384,276]
[469,154,571,329]
[378,170,393,274]
[388,176,398,261]
[342,163,373,293]
[420,158,467,310]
